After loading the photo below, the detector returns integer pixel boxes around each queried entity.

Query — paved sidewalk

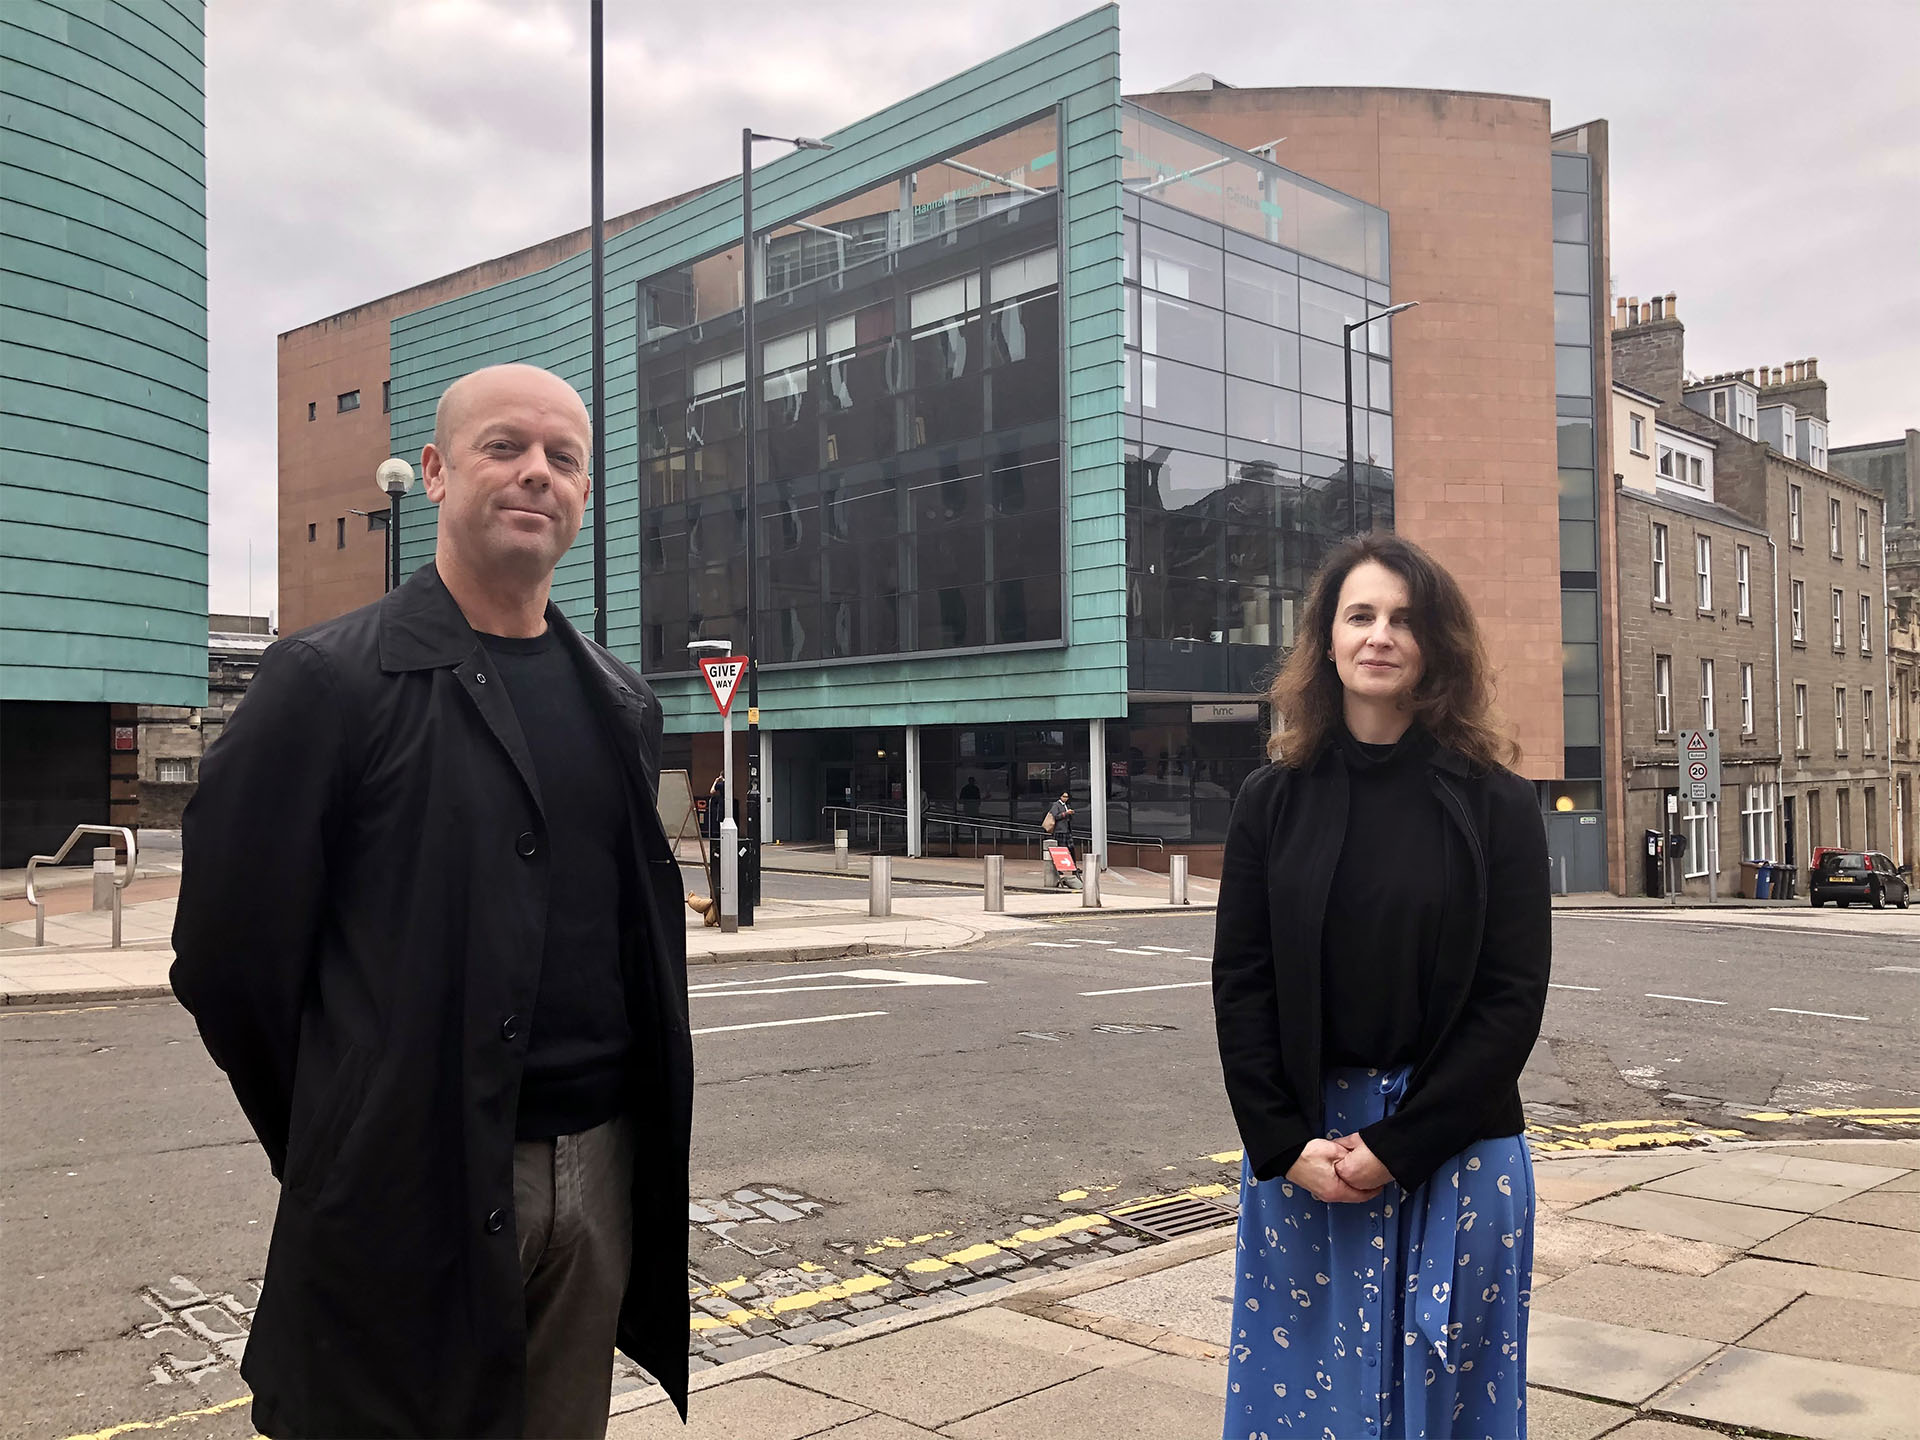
[607,1139,1920,1440]
[0,869,1212,1004]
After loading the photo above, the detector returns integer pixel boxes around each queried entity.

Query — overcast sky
[202,0,1919,618]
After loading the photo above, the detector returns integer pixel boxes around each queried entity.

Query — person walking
[170,364,693,1439]
[1045,788,1078,884]
[1211,532,1550,1440]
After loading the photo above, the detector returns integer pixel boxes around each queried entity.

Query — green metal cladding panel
[1,0,209,706]
[389,6,1125,735]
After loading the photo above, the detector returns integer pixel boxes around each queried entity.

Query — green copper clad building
[389,8,1391,868]
[1,0,209,863]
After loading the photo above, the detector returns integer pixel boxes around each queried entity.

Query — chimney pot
[1665,291,1677,318]
[1808,357,1818,379]
[1774,367,1784,386]
[1653,296,1665,320]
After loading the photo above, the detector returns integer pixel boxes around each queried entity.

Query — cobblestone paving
[130,1273,260,1387]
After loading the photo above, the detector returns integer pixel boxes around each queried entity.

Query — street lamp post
[589,0,607,643]
[740,127,830,889]
[376,457,416,592]
[1343,300,1418,535]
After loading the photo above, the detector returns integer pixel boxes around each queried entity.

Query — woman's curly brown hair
[1267,530,1519,773]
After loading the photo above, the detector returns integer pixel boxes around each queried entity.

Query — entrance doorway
[1546,811,1607,893]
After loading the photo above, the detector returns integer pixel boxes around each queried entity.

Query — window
[307,401,316,422]
[1712,391,1728,424]
[1683,798,1717,879]
[156,758,192,784]
[337,390,360,413]
[1790,579,1804,642]
[1794,683,1808,752]
[1864,688,1875,756]
[1654,654,1673,735]
[1858,507,1870,565]
[1837,788,1852,848]
[1690,455,1703,488]
[307,522,316,543]
[1657,445,1675,478]
[1832,589,1845,651]
[1788,484,1802,544]
[1741,783,1776,861]
[1829,498,1842,557]
[1735,544,1750,618]
[1630,413,1646,454]
[1807,789,1823,849]
[1700,659,1716,732]
[382,379,392,414]
[1651,523,1669,603]
[1862,594,1874,655]
[1695,534,1712,611]
[1865,789,1878,852]
[1835,687,1848,754]
[1741,663,1755,735]
[336,517,346,549]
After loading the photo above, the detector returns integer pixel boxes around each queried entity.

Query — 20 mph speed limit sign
[698,657,747,715]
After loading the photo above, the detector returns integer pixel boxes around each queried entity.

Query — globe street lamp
[741,127,831,890]
[376,457,416,592]
[1344,300,1418,535]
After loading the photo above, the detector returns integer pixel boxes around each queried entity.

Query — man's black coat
[171,565,692,1438]
[1211,741,1551,1191]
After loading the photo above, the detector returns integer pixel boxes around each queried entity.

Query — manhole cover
[1092,1022,1176,1035]
[1109,1194,1237,1241]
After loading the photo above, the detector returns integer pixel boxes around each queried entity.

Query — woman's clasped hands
[1283,1133,1395,1204]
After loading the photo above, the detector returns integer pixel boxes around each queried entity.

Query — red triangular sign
[699,656,747,715]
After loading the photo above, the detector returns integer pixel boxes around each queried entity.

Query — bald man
[173,364,692,1438]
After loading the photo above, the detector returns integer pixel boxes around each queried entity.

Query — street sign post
[700,656,747,932]
[1677,730,1722,902]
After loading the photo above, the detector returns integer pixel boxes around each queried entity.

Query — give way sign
[698,656,747,715]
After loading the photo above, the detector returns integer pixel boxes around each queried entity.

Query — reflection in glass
[1554,293,1591,345]
[1553,241,1590,294]
[1224,253,1298,329]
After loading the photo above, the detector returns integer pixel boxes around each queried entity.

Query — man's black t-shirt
[480,628,633,1140]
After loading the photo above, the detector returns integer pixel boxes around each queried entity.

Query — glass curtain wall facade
[1110,106,1391,842]
[635,114,1065,675]
[1552,151,1604,807]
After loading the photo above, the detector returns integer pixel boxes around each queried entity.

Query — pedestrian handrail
[24,824,138,948]
[817,803,1166,858]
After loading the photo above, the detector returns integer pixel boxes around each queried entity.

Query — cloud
[203,0,1919,614]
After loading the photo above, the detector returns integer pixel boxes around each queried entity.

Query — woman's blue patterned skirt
[1224,1067,1535,1440]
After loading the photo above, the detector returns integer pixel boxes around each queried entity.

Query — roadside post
[1678,729,1721,904]
[1665,793,1679,906]
[698,652,747,932]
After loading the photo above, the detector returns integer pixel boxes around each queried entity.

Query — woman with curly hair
[1212,531,1551,1440]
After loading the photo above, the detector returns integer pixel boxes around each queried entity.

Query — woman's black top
[1320,725,1451,1069]
[1209,735,1551,1191]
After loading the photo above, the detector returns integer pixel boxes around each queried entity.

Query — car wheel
[1899,886,1910,910]
[1872,882,1886,910]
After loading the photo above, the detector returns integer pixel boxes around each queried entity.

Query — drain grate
[1109,1193,1238,1241]
[1092,1022,1176,1035]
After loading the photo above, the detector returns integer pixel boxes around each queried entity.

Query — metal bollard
[1081,855,1101,908]
[92,847,117,911]
[1170,854,1190,906]
[869,855,892,917]
[834,829,849,871]
[984,853,1004,911]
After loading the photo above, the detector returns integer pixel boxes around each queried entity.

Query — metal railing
[25,825,138,948]
[817,803,1166,860]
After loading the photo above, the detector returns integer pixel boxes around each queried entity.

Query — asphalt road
[5,908,1917,1439]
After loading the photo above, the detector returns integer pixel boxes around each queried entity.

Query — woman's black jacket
[1211,740,1551,1190]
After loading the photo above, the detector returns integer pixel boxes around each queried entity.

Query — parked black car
[1809,850,1911,909]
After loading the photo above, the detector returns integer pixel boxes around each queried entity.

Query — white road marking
[1549,983,1602,992]
[693,1011,887,1036]
[1079,981,1212,997]
[1646,993,1728,1006]
[1769,1007,1870,1022]
[1874,966,1920,974]
[1110,948,1159,956]
[1028,941,1079,948]
[688,968,985,1000]
[1135,946,1189,953]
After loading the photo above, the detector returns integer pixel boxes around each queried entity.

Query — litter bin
[1755,863,1773,900]
[1775,864,1797,900]
[1738,860,1761,899]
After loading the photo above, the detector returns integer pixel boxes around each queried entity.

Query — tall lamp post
[1343,300,1418,535]
[740,127,831,886]
[588,0,607,643]
[376,457,416,592]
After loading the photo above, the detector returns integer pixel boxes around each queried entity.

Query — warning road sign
[699,656,747,715]
[1676,730,1720,803]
